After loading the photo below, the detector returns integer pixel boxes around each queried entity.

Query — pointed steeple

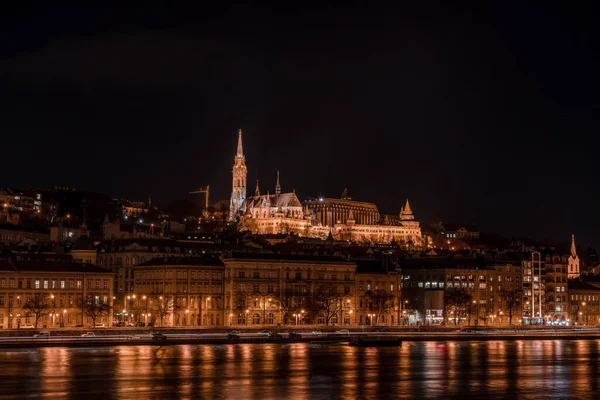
[236,129,244,157]
[341,187,350,200]
[275,170,281,198]
[571,234,578,258]
[254,179,260,197]
[400,199,414,221]
[403,199,412,215]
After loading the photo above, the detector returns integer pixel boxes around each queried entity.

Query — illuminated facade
[568,234,580,279]
[331,199,423,246]
[0,259,114,329]
[228,132,423,245]
[239,172,320,237]
[229,129,247,221]
[133,253,359,326]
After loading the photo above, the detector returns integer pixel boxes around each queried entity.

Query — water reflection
[2,340,600,399]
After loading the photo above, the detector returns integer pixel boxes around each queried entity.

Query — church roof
[277,192,301,207]
[245,192,302,208]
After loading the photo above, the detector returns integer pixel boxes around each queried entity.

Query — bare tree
[498,290,521,325]
[367,289,395,325]
[444,289,473,326]
[22,295,51,328]
[314,286,343,325]
[81,295,112,327]
[151,296,174,327]
[124,298,147,323]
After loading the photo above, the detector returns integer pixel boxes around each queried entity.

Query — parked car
[33,331,51,337]
[74,324,84,328]
[376,327,388,332]
[81,332,96,337]
[257,330,271,337]
[227,333,240,340]
[151,332,167,341]
[21,324,35,329]
[288,332,302,340]
[311,330,323,336]
[336,329,350,335]
[94,323,105,328]
[269,331,282,339]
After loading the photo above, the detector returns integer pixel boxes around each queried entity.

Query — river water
[1,340,599,399]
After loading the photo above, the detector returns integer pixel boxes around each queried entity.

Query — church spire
[571,234,578,258]
[236,129,244,157]
[275,170,281,198]
[341,187,351,200]
[403,199,412,215]
[229,129,248,221]
[400,199,414,221]
[254,179,260,197]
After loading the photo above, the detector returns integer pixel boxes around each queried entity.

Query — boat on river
[348,335,402,347]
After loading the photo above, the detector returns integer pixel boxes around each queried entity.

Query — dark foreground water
[1,340,600,399]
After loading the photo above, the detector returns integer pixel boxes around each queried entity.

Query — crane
[189,185,210,218]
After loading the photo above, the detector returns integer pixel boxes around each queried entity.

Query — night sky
[1,3,599,247]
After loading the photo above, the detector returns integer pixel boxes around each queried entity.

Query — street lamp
[50,294,55,328]
[143,295,148,320]
[499,311,504,326]
[263,297,272,324]
[63,309,67,326]
[229,313,233,327]
[245,309,249,326]
[186,309,190,326]
[205,297,211,326]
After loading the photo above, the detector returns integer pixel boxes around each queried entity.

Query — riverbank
[0,324,591,337]
[2,327,600,348]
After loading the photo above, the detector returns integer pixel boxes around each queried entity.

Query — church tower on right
[568,234,580,279]
[229,129,247,221]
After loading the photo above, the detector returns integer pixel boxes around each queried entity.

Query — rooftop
[135,255,225,267]
[225,252,354,264]
[0,259,111,274]
[568,280,600,291]
[353,258,390,274]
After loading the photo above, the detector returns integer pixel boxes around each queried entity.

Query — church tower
[399,199,414,221]
[568,234,580,279]
[229,129,247,221]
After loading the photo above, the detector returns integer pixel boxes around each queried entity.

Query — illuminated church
[229,130,423,245]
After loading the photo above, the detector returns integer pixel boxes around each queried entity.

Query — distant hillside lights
[228,130,424,246]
